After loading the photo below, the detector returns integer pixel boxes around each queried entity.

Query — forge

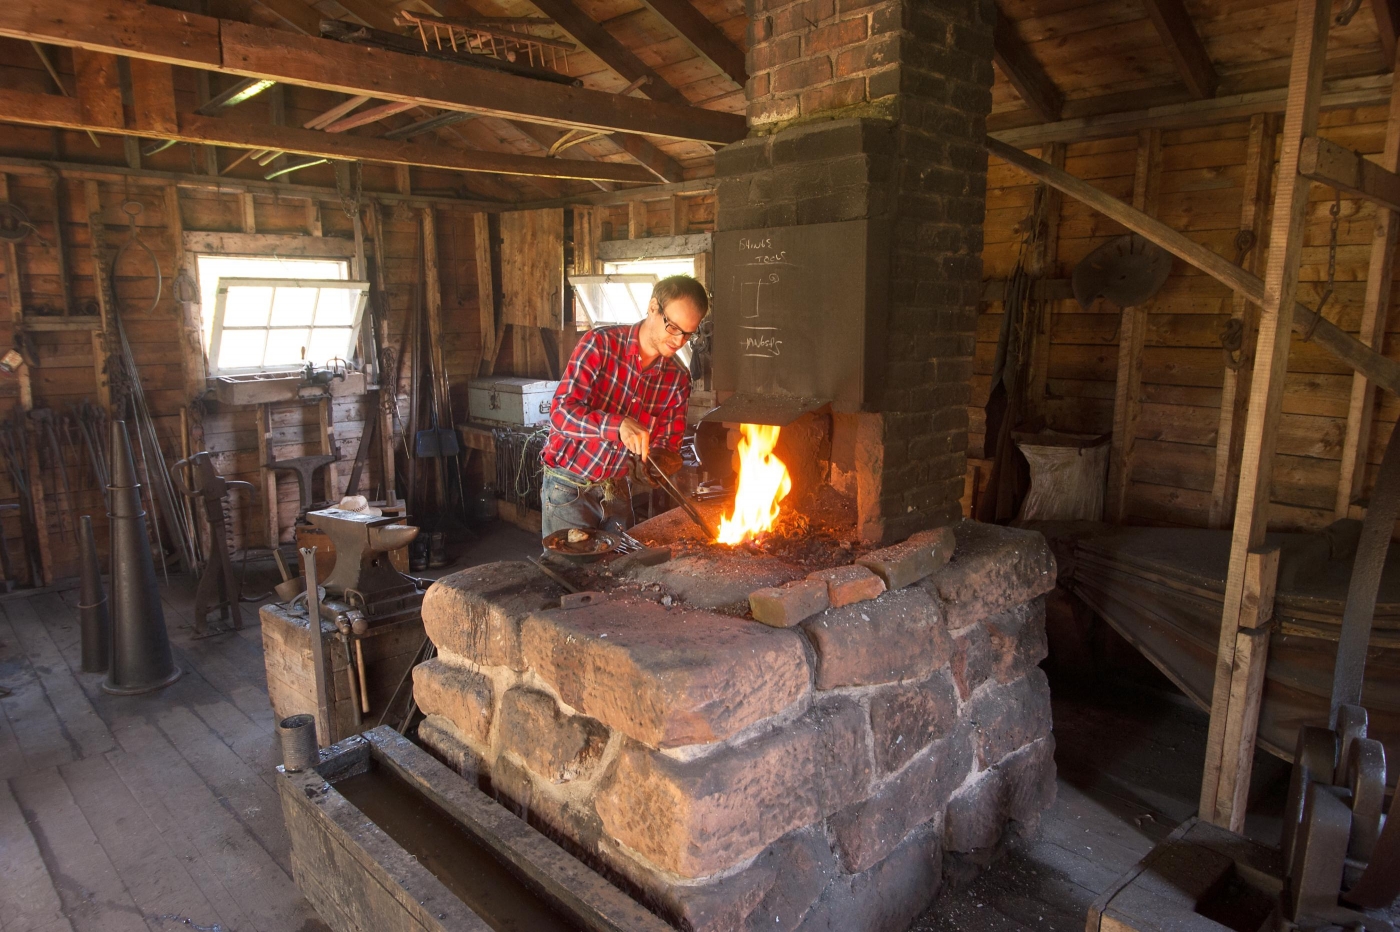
[412,518,1059,931]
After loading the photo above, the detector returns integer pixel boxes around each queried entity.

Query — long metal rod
[643,456,715,539]
[300,547,331,746]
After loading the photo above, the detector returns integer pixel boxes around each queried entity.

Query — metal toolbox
[467,377,559,427]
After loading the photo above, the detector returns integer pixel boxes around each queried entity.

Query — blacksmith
[540,275,708,538]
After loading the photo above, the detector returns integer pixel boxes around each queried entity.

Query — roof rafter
[1139,0,1219,99]
[0,0,746,144]
[519,0,691,106]
[0,86,661,182]
[1373,0,1400,67]
[992,6,1063,122]
[634,0,746,87]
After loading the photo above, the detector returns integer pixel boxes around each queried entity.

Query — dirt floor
[0,519,1380,932]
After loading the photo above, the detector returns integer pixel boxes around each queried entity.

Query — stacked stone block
[413,522,1058,932]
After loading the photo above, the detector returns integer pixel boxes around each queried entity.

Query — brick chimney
[715,0,995,543]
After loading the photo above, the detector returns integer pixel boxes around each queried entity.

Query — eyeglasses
[661,309,699,342]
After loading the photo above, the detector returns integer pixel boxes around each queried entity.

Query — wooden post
[395,165,411,195]
[1106,129,1161,523]
[305,199,323,236]
[319,397,339,502]
[670,194,687,236]
[367,201,395,500]
[421,208,450,413]
[1336,60,1400,518]
[1211,114,1279,528]
[84,181,115,411]
[0,175,30,410]
[1200,0,1331,828]
[1024,143,1064,424]
[473,212,498,377]
[1214,545,1280,832]
[240,192,257,234]
[629,199,646,239]
[259,403,280,549]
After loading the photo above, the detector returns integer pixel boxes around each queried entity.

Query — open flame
[717,424,792,545]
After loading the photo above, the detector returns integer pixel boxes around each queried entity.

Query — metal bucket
[278,714,319,772]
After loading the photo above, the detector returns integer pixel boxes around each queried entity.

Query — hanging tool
[172,452,256,636]
[29,408,74,544]
[1,413,43,585]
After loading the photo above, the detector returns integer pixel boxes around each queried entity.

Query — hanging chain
[1302,189,1342,341]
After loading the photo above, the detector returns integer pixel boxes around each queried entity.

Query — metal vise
[306,508,422,627]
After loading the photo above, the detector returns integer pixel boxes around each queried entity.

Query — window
[195,254,349,350]
[208,278,370,376]
[569,256,698,327]
[569,256,699,367]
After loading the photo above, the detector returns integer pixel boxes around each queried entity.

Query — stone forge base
[413,521,1058,932]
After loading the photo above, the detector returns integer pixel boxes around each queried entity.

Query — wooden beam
[1210,113,1278,529]
[1139,0,1218,99]
[322,101,418,134]
[1212,545,1279,832]
[0,0,745,144]
[1106,129,1161,523]
[985,137,1400,400]
[474,212,498,377]
[0,88,663,183]
[249,0,322,36]
[991,73,1390,148]
[1299,133,1400,212]
[73,49,124,129]
[614,133,685,183]
[993,6,1062,122]
[517,0,690,107]
[1336,63,1400,517]
[1373,0,1399,67]
[1200,0,1331,830]
[127,58,177,134]
[1023,142,1064,424]
[634,0,746,87]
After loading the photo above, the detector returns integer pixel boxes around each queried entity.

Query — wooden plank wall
[974,104,1399,530]
[0,171,485,583]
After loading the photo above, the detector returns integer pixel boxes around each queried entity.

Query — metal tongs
[635,453,716,540]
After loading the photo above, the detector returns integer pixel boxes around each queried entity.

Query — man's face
[645,295,704,358]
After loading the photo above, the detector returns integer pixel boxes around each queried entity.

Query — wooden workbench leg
[258,403,279,550]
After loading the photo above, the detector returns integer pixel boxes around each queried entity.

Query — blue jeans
[540,467,634,540]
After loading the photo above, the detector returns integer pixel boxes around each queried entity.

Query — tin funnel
[102,419,181,695]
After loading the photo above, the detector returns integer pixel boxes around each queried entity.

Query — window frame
[207,276,371,378]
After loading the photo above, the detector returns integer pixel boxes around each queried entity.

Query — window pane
[217,330,267,371]
[264,329,310,368]
[196,255,349,350]
[307,327,352,365]
[314,288,356,326]
[222,286,274,327]
[271,286,317,326]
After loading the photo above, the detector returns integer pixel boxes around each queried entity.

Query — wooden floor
[0,522,1363,932]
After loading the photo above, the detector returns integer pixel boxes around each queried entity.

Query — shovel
[414,421,459,458]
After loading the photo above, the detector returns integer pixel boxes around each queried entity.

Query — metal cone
[102,419,180,695]
[78,514,110,674]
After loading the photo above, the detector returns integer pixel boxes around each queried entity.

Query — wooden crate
[1087,818,1284,932]
[260,602,425,746]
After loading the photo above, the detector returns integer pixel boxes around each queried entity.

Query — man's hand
[619,418,651,460]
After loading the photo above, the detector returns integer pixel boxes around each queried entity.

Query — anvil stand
[268,449,340,520]
[173,452,256,638]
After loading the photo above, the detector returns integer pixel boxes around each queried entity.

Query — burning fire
[717,424,792,545]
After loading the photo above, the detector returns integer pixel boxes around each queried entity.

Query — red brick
[521,597,810,749]
[963,669,1053,767]
[988,598,1049,683]
[808,16,868,54]
[868,671,958,774]
[810,563,886,607]
[800,78,868,115]
[772,56,833,95]
[750,95,800,126]
[595,698,872,876]
[750,577,830,627]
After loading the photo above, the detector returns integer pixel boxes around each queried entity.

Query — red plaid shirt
[542,323,691,481]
